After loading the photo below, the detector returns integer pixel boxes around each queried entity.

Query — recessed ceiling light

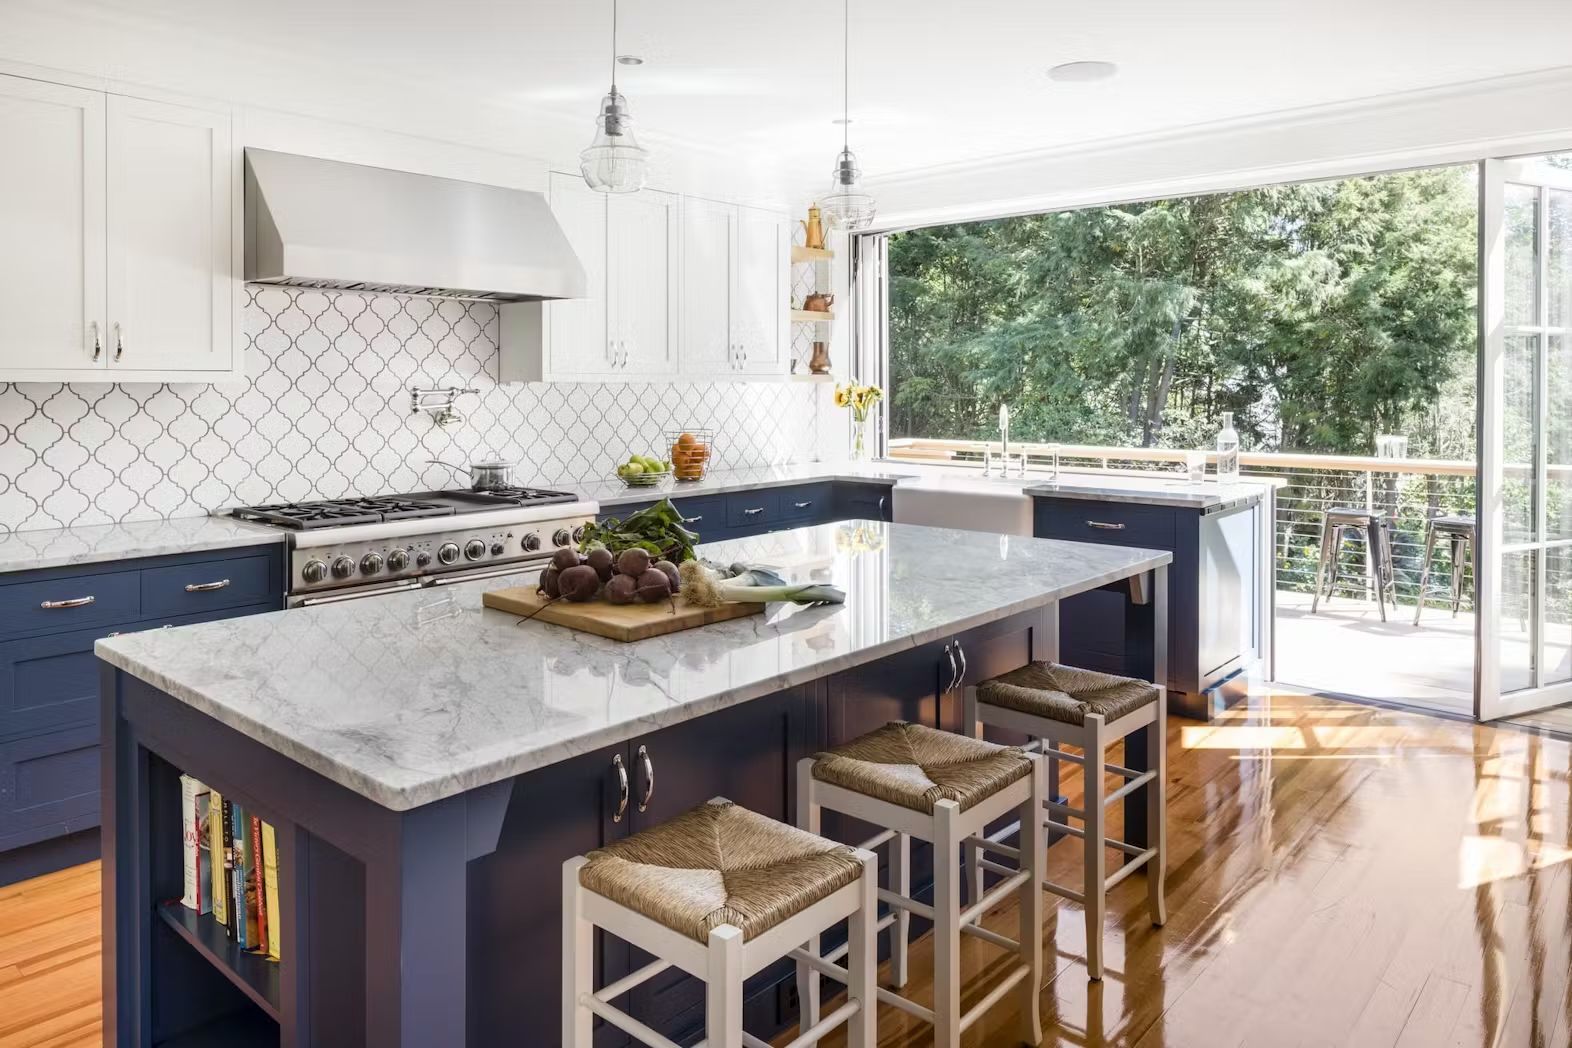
[616,54,644,66]
[1048,60,1117,83]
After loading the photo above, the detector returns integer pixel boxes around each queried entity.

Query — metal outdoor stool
[1311,507,1398,621]
[1412,514,1476,625]
[563,798,878,1048]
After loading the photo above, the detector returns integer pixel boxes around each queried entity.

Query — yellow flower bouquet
[834,383,883,461]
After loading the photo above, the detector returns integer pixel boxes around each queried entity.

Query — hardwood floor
[4,691,1570,1047]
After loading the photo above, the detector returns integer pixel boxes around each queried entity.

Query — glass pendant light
[820,0,876,230]
[580,0,648,194]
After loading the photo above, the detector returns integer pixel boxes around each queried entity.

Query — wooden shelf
[156,901,282,1023]
[155,1009,277,1048]
[791,245,835,263]
[786,373,834,383]
[791,309,835,323]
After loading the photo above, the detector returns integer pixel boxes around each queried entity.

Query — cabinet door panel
[734,206,786,375]
[680,199,734,374]
[626,693,804,1041]
[468,742,629,1048]
[0,75,105,373]
[0,724,99,852]
[106,95,232,374]
[547,172,611,376]
[611,190,677,375]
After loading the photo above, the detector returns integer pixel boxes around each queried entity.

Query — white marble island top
[96,521,1170,812]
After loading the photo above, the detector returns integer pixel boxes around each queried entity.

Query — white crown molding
[867,65,1572,229]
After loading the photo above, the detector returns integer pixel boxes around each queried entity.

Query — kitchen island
[96,521,1169,1047]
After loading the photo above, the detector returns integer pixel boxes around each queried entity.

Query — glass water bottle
[1216,411,1240,482]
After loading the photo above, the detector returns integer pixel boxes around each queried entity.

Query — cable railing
[887,438,1479,611]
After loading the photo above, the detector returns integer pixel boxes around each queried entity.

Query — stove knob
[301,559,328,584]
[465,539,487,561]
[438,542,460,565]
[415,550,432,568]
[491,542,506,556]
[387,549,410,572]
[572,524,587,543]
[360,553,384,576]
[552,528,572,547]
[330,556,355,580]
[521,532,541,552]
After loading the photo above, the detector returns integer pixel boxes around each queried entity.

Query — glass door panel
[1478,159,1572,719]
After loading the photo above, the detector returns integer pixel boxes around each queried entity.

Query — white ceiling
[22,0,1572,191]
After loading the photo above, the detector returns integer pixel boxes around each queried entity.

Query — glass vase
[850,415,869,463]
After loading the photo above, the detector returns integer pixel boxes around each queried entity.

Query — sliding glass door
[1477,158,1572,720]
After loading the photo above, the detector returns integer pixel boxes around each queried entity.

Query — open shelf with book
[156,901,281,1021]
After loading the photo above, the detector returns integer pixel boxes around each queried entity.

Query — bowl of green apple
[613,453,674,487]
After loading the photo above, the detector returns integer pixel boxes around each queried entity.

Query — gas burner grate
[459,486,581,506]
[232,497,456,530]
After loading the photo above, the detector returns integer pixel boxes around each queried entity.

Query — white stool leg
[1082,714,1107,980]
[561,856,593,1048]
[706,925,744,1048]
[963,686,984,906]
[933,799,963,1047]
[889,831,911,989]
[793,758,822,1031]
[1019,754,1046,1045]
[847,852,878,1048]
[1147,703,1168,927]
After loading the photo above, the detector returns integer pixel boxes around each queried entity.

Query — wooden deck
[7,690,1572,1047]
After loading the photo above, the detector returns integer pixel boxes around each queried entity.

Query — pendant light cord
[842,0,849,152]
[610,0,619,95]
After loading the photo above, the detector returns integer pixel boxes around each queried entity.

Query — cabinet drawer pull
[40,595,95,609]
[114,322,124,362]
[1086,521,1126,530]
[743,507,764,517]
[90,321,101,362]
[612,753,628,823]
[793,500,813,510]
[943,642,958,692]
[637,745,655,813]
[954,639,967,685]
[682,515,703,525]
[184,579,231,593]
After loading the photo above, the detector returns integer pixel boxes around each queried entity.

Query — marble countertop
[97,521,1170,812]
[581,462,911,509]
[0,516,284,574]
[1022,472,1275,511]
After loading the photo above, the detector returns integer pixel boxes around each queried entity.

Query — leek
[680,560,844,608]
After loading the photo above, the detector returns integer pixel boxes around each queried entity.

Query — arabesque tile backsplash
[0,286,820,534]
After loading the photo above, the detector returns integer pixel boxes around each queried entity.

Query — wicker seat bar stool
[562,798,878,1048]
[793,721,1048,1047]
[964,661,1166,981]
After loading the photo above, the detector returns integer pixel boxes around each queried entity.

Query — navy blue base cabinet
[103,605,1074,1048]
[600,479,894,540]
[1033,494,1260,720]
[0,543,283,886]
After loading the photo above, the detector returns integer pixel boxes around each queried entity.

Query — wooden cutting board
[482,585,765,642]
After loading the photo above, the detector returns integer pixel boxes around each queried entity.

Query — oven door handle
[292,579,424,607]
[425,563,539,588]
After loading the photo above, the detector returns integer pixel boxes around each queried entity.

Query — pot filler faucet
[983,403,1027,477]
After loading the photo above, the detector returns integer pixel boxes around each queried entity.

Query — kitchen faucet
[983,403,1026,477]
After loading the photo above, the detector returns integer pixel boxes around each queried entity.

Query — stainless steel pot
[428,458,517,491]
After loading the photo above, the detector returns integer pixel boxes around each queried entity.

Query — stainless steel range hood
[243,149,586,302]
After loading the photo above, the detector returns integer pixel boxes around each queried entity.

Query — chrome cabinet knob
[465,539,487,561]
[438,542,461,565]
[330,556,355,580]
[387,549,410,571]
[302,559,328,584]
[360,553,384,576]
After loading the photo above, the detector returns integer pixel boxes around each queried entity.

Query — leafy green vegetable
[578,498,700,563]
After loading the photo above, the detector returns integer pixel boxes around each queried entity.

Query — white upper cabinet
[0,73,239,382]
[733,204,788,376]
[680,197,734,375]
[678,198,789,378]
[609,189,678,376]
[106,95,234,376]
[540,171,609,378]
[0,77,105,375]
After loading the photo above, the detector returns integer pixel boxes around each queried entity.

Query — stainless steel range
[229,488,598,607]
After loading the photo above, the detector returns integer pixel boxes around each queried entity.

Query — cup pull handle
[612,753,629,823]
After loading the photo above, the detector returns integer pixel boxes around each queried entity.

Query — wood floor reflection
[776,691,1572,1047]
